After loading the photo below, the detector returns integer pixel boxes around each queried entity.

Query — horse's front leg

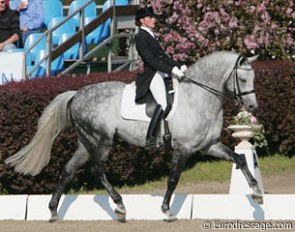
[204,142,263,204]
[161,149,190,222]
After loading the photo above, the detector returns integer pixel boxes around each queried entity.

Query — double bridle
[183,55,255,105]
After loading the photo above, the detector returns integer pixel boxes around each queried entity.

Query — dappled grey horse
[5,51,262,222]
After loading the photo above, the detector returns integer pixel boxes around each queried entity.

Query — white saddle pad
[121,80,179,122]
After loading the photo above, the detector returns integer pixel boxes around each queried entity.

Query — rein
[182,76,225,101]
[182,55,255,104]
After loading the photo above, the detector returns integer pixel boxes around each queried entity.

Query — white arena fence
[0,194,294,221]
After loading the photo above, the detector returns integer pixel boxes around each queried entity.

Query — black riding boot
[145,105,164,147]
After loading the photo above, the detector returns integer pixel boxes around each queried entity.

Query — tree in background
[142,0,294,63]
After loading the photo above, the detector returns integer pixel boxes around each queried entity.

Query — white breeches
[150,71,167,111]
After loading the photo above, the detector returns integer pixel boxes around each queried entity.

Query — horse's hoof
[164,210,177,222]
[48,216,59,223]
[116,213,126,223]
[252,192,264,204]
[115,205,126,223]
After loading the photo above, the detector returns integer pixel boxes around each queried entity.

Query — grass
[71,154,295,194]
[259,155,295,175]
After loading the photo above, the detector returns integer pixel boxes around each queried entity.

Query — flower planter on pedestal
[228,125,254,142]
[228,125,264,195]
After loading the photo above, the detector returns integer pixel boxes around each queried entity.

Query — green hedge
[0,61,294,194]
[0,72,172,194]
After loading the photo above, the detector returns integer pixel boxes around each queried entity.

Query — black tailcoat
[135,29,180,103]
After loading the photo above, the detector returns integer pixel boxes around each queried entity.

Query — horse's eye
[240,79,246,84]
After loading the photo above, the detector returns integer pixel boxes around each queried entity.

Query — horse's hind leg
[204,142,263,203]
[48,141,89,222]
[161,149,190,222]
[91,161,126,222]
[90,148,126,222]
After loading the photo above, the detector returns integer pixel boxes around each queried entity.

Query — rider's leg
[146,72,167,147]
[146,104,164,146]
[150,72,167,110]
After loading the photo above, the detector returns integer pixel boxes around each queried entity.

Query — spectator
[10,0,44,48]
[5,0,9,7]
[0,0,20,52]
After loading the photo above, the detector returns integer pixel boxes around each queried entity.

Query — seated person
[10,0,44,48]
[0,0,20,52]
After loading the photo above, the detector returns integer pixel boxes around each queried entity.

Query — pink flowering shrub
[142,0,294,63]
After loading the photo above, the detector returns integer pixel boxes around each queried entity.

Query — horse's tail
[5,91,77,176]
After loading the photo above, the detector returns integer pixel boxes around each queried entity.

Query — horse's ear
[247,55,259,63]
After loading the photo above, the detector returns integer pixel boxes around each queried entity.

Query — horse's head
[226,55,259,112]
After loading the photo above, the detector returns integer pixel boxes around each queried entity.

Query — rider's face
[140,16,156,29]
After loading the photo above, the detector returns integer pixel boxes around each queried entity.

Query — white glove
[172,66,184,79]
[180,65,188,73]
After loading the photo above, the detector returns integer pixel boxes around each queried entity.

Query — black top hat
[135,7,156,20]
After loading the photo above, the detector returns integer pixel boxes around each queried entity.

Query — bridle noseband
[183,55,255,105]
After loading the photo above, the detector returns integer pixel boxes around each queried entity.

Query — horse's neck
[178,80,223,116]
[188,57,232,91]
[178,60,230,116]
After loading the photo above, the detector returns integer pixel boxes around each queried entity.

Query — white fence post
[229,135,264,194]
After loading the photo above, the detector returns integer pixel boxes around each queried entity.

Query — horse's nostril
[247,105,255,113]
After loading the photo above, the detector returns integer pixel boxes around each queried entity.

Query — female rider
[134,6,187,147]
